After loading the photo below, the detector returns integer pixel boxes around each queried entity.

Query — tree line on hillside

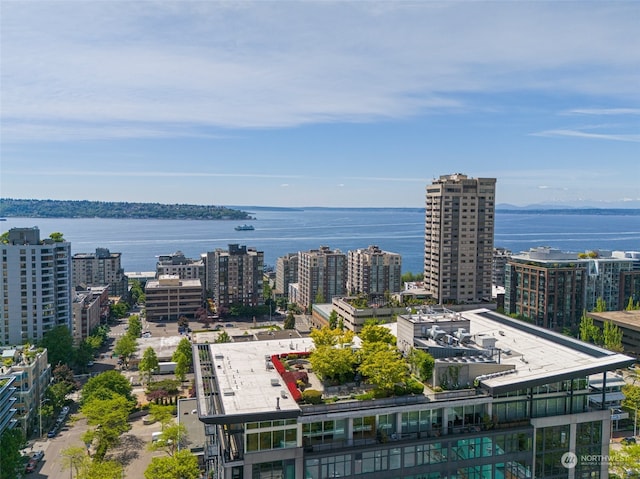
[0,198,252,220]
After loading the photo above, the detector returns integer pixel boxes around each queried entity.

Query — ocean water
[2,208,639,274]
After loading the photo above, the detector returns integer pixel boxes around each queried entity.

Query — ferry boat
[234,224,255,231]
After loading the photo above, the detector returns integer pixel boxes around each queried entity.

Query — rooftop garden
[274,323,435,405]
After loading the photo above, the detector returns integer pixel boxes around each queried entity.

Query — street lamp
[39,398,50,438]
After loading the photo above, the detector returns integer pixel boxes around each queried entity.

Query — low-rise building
[145,275,203,322]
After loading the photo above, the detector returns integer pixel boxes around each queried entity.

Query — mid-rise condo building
[207,244,264,310]
[297,246,347,312]
[72,247,128,297]
[347,245,402,297]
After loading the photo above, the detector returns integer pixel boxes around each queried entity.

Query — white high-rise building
[424,174,496,304]
[1,227,72,345]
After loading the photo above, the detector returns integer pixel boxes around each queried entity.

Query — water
[2,208,639,274]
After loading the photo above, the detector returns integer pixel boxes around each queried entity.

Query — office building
[347,245,402,297]
[1,227,72,345]
[424,174,496,304]
[505,247,638,331]
[208,244,264,310]
[588,310,640,358]
[276,253,299,299]
[193,307,631,479]
[145,275,203,322]
[72,248,128,297]
[297,246,347,312]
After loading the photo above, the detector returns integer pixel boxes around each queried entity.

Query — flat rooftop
[463,310,634,394]
[588,310,640,331]
[196,338,315,422]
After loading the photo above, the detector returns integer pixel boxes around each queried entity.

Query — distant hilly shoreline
[1,198,638,219]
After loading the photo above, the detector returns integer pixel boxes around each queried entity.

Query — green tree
[130,280,146,304]
[578,311,601,345]
[81,459,124,479]
[49,232,64,242]
[309,346,356,382]
[359,323,396,346]
[60,446,90,479]
[310,326,342,348]
[594,297,607,312]
[73,339,95,372]
[609,442,640,478]
[148,404,175,430]
[328,310,339,329]
[113,334,137,369]
[139,347,159,385]
[174,351,189,382]
[283,311,296,330]
[214,330,231,343]
[0,427,24,479]
[408,348,435,381]
[109,302,129,319]
[173,338,193,371]
[81,395,132,460]
[358,343,409,394]
[603,320,624,352]
[81,370,135,406]
[627,296,640,311]
[40,325,74,367]
[314,287,324,305]
[148,422,187,457]
[622,384,640,431]
[128,315,142,338]
[144,449,200,479]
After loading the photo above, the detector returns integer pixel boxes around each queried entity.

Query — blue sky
[1,1,639,208]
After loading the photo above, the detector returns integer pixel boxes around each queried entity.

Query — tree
[358,343,409,394]
[113,334,137,369]
[627,296,640,311]
[139,347,159,385]
[283,311,296,330]
[81,459,124,479]
[309,346,356,383]
[408,348,435,381]
[578,311,601,345]
[609,442,640,478]
[130,280,146,304]
[109,302,129,319]
[60,446,89,479]
[148,404,175,430]
[148,423,187,457]
[359,323,396,346]
[128,315,142,338]
[49,231,64,242]
[214,330,231,343]
[594,297,607,312]
[328,310,339,329]
[81,395,132,460]
[623,384,640,431]
[81,370,135,406]
[144,449,200,479]
[40,325,74,367]
[173,338,193,371]
[0,428,24,479]
[174,351,189,382]
[310,326,341,348]
[603,320,623,352]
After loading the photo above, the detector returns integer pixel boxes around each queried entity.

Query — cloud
[2,1,639,141]
[565,108,640,116]
[531,129,640,142]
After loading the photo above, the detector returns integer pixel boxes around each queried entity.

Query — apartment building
[275,253,299,299]
[0,375,18,435]
[156,251,205,285]
[72,247,128,297]
[71,289,102,344]
[424,174,496,304]
[145,275,203,322]
[505,247,639,331]
[1,227,72,345]
[492,247,512,288]
[297,246,347,312]
[208,244,264,310]
[347,245,402,297]
[193,308,631,479]
[0,346,51,435]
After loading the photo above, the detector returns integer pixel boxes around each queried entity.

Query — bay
[2,208,639,275]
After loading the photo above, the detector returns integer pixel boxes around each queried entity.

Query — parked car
[47,428,57,438]
[622,436,636,444]
[30,450,44,462]
[25,459,38,473]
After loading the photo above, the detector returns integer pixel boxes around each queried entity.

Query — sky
[1,1,639,208]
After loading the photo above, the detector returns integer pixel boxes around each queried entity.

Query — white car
[31,450,44,462]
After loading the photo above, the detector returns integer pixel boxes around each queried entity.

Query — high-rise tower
[1,227,72,345]
[424,174,496,304]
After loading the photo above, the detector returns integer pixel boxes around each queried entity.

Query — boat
[235,224,254,231]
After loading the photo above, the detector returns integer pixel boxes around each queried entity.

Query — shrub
[302,389,323,405]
